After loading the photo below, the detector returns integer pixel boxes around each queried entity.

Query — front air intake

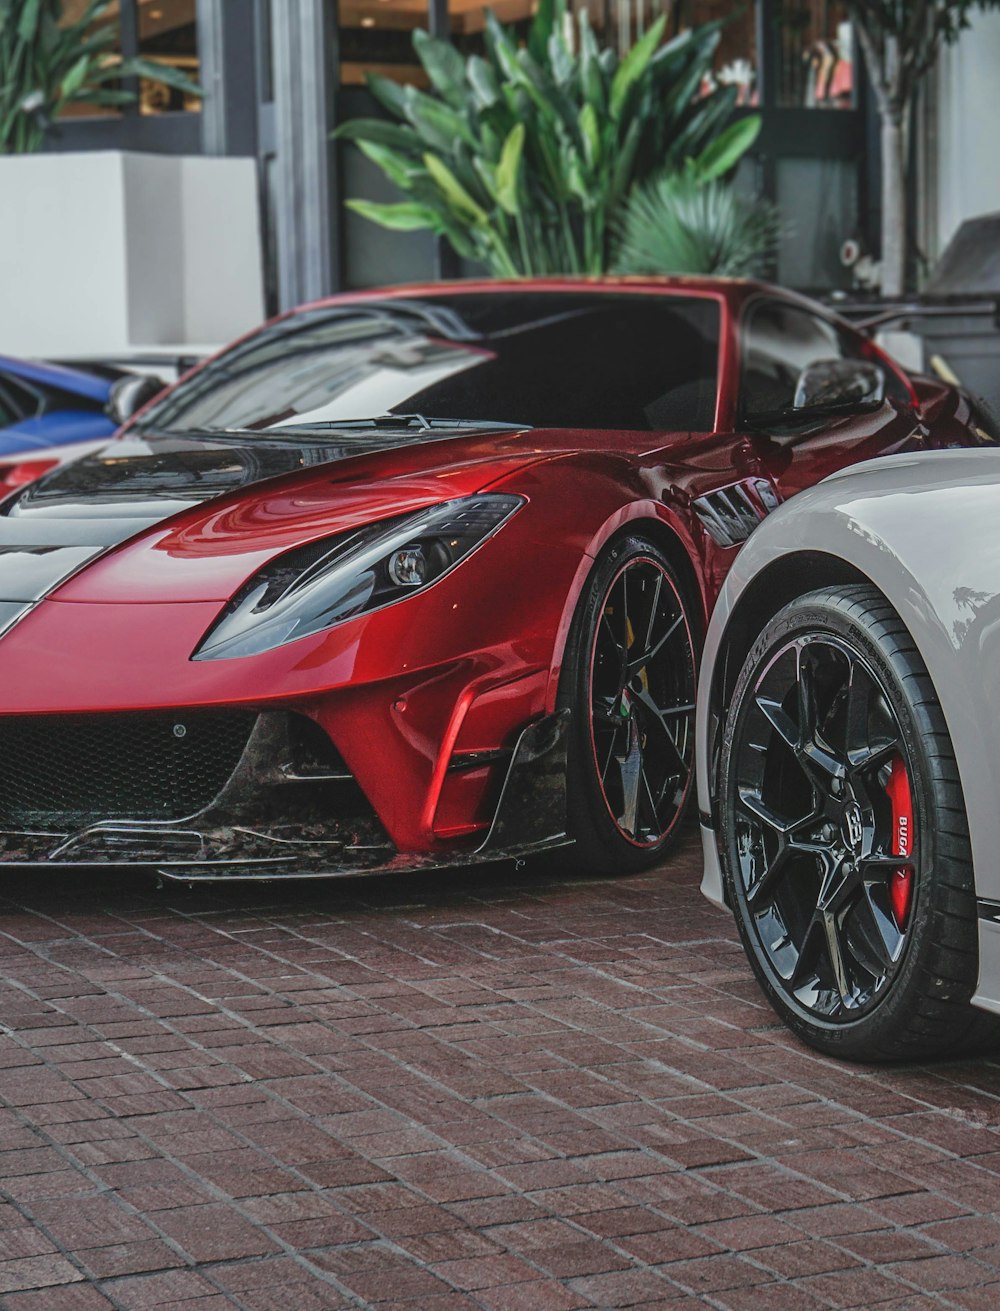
[0,711,257,829]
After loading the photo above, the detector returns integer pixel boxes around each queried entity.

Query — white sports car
[696,447,1000,1061]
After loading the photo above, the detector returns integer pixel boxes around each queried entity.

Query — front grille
[0,711,257,829]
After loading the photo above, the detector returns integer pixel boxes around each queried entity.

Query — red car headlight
[192,493,524,661]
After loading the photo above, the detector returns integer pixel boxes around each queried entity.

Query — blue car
[0,355,118,458]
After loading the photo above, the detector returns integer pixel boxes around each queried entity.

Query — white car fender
[695,449,1000,1015]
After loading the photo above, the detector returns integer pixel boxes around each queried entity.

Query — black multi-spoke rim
[729,634,918,1022]
[589,557,696,847]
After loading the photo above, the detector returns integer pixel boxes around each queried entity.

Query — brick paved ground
[1,829,1000,1310]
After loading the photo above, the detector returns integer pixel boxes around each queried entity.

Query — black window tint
[0,374,38,426]
[138,293,721,436]
[743,300,913,418]
[742,301,845,418]
[0,389,18,429]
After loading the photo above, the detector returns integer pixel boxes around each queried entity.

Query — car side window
[0,374,42,425]
[0,379,25,429]
[741,301,846,420]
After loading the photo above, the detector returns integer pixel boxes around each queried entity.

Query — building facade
[48,0,990,327]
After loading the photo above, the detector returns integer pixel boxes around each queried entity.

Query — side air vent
[693,479,781,548]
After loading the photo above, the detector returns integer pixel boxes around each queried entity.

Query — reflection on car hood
[5,428,478,525]
[0,424,556,606]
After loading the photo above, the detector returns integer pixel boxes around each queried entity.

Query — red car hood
[0,423,673,605]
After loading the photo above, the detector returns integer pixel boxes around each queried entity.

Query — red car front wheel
[559,535,697,874]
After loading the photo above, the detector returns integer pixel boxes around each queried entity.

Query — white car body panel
[695,448,1000,1016]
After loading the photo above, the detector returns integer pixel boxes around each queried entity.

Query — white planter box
[0,150,264,357]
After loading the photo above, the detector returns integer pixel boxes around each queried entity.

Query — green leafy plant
[1,0,202,154]
[336,0,761,276]
[613,169,780,277]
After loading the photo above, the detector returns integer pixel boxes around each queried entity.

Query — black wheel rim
[729,633,918,1022]
[588,556,696,848]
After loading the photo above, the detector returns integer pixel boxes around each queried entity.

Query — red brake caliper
[885,755,914,927]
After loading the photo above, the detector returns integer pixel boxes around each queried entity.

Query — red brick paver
[0,829,999,1308]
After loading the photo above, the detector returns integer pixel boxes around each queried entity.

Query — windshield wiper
[230,414,530,434]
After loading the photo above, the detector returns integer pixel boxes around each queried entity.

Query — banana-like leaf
[610,12,666,115]
[16,0,41,43]
[404,85,476,152]
[367,72,408,119]
[69,88,133,106]
[474,155,499,203]
[665,83,738,168]
[484,11,521,83]
[333,118,423,153]
[652,50,715,149]
[114,58,203,97]
[60,52,89,98]
[649,20,721,76]
[450,141,494,208]
[413,30,466,109]
[691,114,761,181]
[345,199,440,231]
[561,140,589,204]
[579,102,601,170]
[467,55,500,110]
[424,153,488,226]
[357,139,421,190]
[527,0,559,65]
[577,12,605,114]
[547,30,574,88]
[610,15,665,123]
[609,116,643,202]
[495,122,524,215]
[478,115,504,162]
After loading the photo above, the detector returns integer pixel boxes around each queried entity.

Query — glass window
[0,376,40,422]
[57,0,121,120]
[57,0,199,119]
[599,2,757,93]
[741,300,845,417]
[742,300,913,418]
[340,0,432,87]
[449,0,534,59]
[667,1,758,104]
[137,0,201,114]
[136,292,722,434]
[0,383,25,429]
[773,1,854,109]
[776,156,856,290]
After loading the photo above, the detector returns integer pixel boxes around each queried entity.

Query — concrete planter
[0,150,264,357]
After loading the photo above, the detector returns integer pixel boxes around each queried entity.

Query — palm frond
[613,171,780,278]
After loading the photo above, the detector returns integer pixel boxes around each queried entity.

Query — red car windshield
[136,292,721,436]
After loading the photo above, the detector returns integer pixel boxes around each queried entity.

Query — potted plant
[336,0,769,277]
[0,1,265,359]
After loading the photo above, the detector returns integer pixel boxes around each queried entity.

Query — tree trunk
[880,110,907,297]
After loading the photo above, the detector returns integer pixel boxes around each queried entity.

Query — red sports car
[0,279,985,881]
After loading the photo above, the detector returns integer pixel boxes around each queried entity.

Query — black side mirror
[106,373,166,426]
[793,358,885,416]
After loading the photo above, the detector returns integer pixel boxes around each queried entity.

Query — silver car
[696,447,1000,1061]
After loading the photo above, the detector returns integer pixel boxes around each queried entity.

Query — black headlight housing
[193,493,524,660]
